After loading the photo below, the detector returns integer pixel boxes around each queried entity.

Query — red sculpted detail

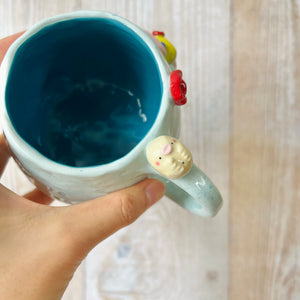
[170,70,187,106]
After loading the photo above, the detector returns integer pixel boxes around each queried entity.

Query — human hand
[0,34,165,300]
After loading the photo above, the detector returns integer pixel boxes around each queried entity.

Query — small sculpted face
[146,136,193,179]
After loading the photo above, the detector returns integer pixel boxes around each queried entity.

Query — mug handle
[149,165,222,217]
[146,136,223,217]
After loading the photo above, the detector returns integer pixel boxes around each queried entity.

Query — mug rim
[0,10,172,176]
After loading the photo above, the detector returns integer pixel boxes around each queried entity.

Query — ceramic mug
[0,11,222,217]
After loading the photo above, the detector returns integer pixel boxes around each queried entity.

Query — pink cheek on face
[155,161,160,166]
[173,139,177,143]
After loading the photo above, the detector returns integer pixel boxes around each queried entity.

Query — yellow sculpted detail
[153,31,177,64]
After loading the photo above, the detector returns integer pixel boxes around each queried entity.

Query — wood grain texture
[231,0,300,299]
[0,0,299,299]
[80,1,230,299]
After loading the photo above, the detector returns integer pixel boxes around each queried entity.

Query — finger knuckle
[119,194,137,226]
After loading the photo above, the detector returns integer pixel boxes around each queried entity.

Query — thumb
[59,178,165,256]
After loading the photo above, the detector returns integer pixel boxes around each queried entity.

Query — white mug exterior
[0,11,222,217]
[0,11,180,201]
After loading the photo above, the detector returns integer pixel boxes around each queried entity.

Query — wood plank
[82,1,231,299]
[0,0,82,37]
[1,0,231,299]
[1,0,299,299]
[230,0,300,299]
[0,1,86,300]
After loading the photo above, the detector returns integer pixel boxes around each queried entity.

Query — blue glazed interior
[6,18,162,167]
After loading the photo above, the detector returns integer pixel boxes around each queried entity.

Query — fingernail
[145,181,165,207]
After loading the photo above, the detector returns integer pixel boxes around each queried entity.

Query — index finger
[0,31,25,64]
[0,134,10,177]
[0,32,25,176]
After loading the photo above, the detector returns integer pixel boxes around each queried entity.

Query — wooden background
[0,0,299,299]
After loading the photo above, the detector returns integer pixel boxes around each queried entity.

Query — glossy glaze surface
[5,18,162,167]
